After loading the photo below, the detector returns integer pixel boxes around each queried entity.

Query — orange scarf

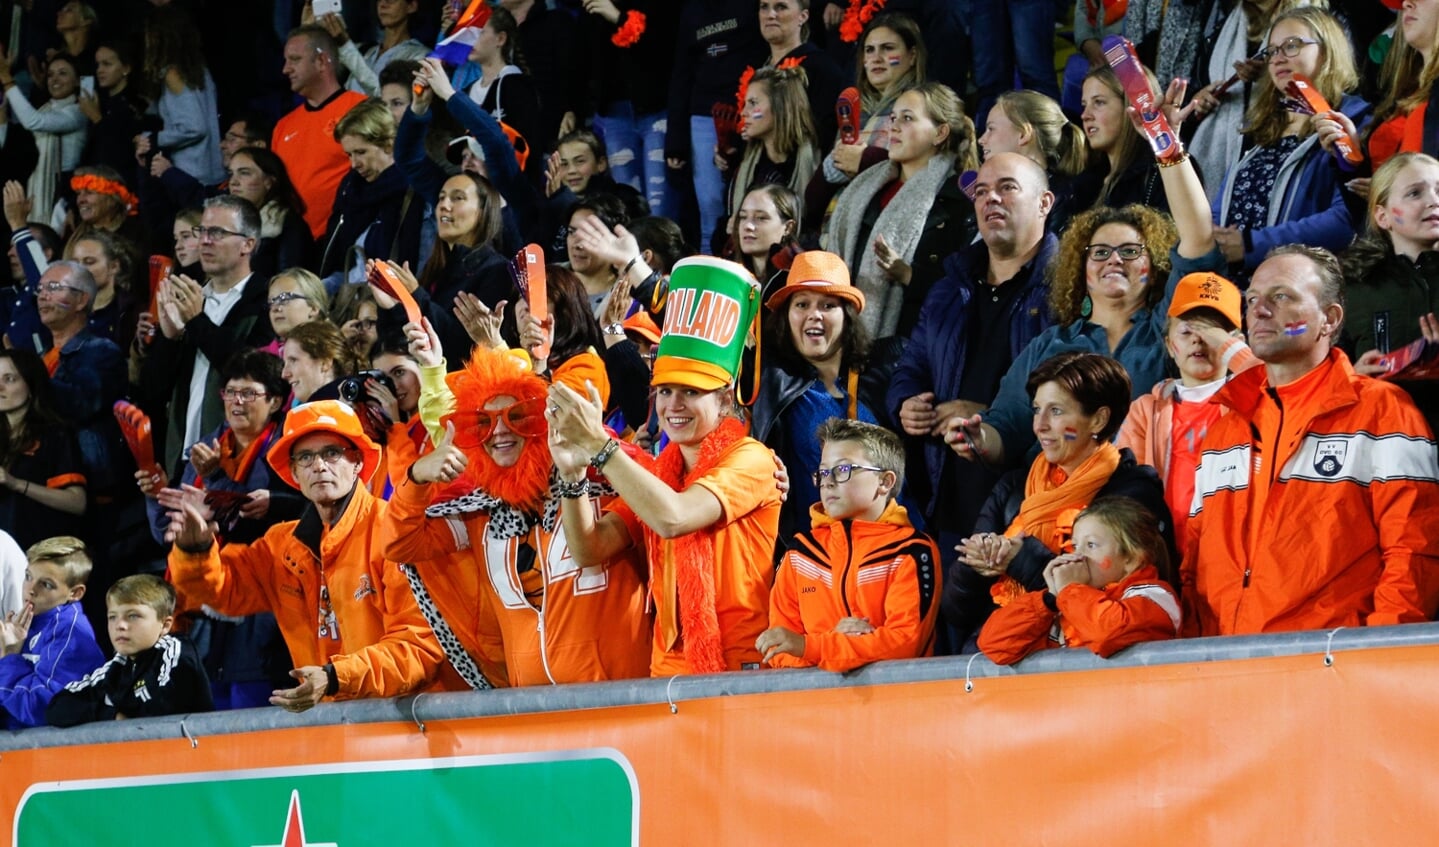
[1004,442,1121,554]
[646,416,747,675]
[211,422,276,487]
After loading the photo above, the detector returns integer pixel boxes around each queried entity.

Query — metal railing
[6,621,1436,752]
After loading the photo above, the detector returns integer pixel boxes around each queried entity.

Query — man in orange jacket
[1184,245,1439,635]
[167,401,450,712]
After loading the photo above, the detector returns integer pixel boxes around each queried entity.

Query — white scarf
[1189,7,1252,204]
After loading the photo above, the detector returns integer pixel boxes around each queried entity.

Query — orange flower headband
[735,57,804,132]
[70,174,139,217]
[839,0,887,43]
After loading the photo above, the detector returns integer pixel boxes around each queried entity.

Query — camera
[338,369,396,405]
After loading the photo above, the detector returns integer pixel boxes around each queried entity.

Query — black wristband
[590,438,620,471]
[1041,591,1059,613]
[324,663,339,697]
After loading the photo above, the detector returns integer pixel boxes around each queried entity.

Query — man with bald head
[887,152,1059,567]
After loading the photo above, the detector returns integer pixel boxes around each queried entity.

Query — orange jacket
[766,500,940,672]
[380,467,652,687]
[168,484,449,699]
[977,565,1181,664]
[1184,348,1439,635]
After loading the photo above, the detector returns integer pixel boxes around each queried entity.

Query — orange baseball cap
[265,401,382,491]
[1168,271,1242,329]
[762,250,865,313]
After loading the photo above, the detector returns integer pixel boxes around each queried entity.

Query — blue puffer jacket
[1214,93,1372,270]
[886,234,1058,513]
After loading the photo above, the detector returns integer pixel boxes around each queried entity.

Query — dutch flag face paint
[1283,322,1308,336]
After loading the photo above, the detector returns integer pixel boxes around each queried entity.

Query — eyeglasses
[1084,243,1146,263]
[290,445,359,469]
[268,292,308,308]
[451,399,546,447]
[220,388,268,403]
[348,319,377,331]
[192,225,248,242]
[1260,37,1320,63]
[38,281,84,296]
[810,463,886,488]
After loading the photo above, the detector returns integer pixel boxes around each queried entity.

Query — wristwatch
[603,322,625,336]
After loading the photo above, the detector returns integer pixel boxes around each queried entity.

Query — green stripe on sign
[16,749,637,846]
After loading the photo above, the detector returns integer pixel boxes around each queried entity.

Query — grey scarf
[824,153,955,338]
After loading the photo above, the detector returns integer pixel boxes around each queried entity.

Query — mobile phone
[313,0,343,17]
[80,76,95,96]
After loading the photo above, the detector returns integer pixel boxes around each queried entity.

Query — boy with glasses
[756,418,940,671]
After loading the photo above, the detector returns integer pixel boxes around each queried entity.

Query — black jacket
[138,272,273,471]
[319,165,425,278]
[377,242,515,371]
[46,634,214,727]
[940,448,1176,650]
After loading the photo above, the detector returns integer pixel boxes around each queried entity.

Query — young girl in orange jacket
[978,497,1180,664]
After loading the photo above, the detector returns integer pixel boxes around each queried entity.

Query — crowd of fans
[0,0,1434,728]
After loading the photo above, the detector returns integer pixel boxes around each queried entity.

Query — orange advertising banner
[5,633,1439,845]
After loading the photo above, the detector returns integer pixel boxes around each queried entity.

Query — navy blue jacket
[886,234,1058,512]
[1213,94,1371,270]
[51,328,128,493]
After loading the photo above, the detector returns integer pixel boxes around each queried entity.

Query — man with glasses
[140,195,273,475]
[166,400,451,712]
[888,152,1058,567]
[35,261,126,497]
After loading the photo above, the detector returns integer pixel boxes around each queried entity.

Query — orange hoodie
[766,500,940,672]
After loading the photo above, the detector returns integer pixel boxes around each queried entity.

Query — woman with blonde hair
[1211,6,1365,275]
[825,81,978,339]
[1080,66,1172,214]
[266,268,330,353]
[1340,151,1439,427]
[319,98,425,286]
[1328,0,1439,170]
[980,89,1092,232]
[722,65,820,248]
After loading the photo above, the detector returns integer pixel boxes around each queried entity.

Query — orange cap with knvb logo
[1168,272,1242,329]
